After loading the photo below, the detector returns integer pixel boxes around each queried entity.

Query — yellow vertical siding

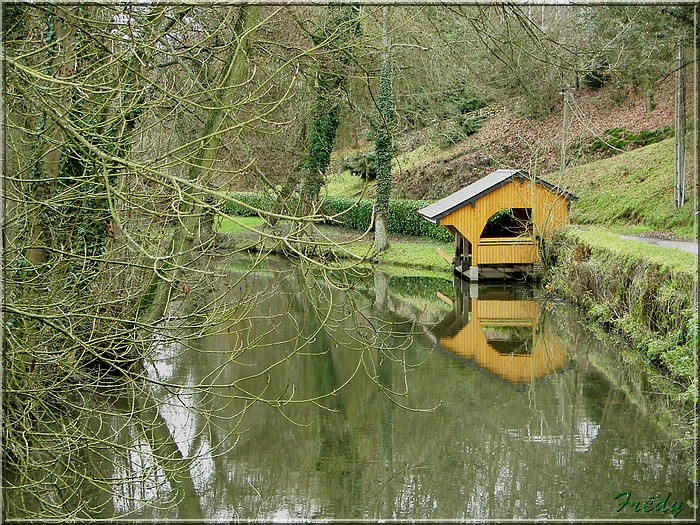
[477,239,539,264]
[439,179,570,266]
[439,298,567,383]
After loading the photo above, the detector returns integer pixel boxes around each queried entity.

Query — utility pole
[694,5,699,215]
[674,39,686,208]
[694,4,699,306]
[559,90,571,183]
[693,4,700,217]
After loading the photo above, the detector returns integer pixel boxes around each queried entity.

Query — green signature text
[615,491,684,517]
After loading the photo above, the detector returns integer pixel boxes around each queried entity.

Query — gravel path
[619,235,698,254]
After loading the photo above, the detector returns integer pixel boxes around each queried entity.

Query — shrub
[321,196,374,230]
[437,117,485,149]
[338,152,376,180]
[581,60,610,89]
[221,192,277,217]
[323,196,454,242]
[460,114,486,134]
[402,89,487,130]
[455,96,486,114]
[386,199,451,240]
[437,122,470,149]
[588,126,673,156]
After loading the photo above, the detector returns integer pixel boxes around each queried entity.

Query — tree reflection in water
[4,266,694,521]
[3,263,428,520]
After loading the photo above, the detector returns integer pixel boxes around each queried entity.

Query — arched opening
[481,325,533,355]
[481,207,533,238]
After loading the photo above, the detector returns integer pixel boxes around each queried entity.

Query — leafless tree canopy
[2,3,693,519]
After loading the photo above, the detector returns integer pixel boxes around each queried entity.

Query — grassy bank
[216,217,453,276]
[561,137,696,240]
[545,226,697,405]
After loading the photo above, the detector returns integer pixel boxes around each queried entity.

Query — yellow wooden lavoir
[419,169,577,280]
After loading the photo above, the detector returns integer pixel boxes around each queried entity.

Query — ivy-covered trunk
[23,4,78,268]
[373,6,394,254]
[14,4,157,289]
[299,4,360,210]
[4,3,166,381]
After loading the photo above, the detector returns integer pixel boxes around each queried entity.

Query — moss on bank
[544,226,697,405]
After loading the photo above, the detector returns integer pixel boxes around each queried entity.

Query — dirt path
[619,235,698,254]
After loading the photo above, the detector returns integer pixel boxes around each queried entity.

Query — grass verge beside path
[562,137,696,240]
[563,226,698,272]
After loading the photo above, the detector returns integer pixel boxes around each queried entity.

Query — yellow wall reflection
[432,286,567,384]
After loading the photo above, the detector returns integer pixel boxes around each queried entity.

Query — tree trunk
[138,5,260,322]
[559,90,570,182]
[25,5,78,266]
[374,213,389,255]
[373,6,394,254]
[645,88,656,112]
[299,5,360,210]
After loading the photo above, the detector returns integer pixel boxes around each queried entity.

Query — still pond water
[7,262,695,521]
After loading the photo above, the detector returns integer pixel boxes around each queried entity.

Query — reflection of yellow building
[432,287,566,384]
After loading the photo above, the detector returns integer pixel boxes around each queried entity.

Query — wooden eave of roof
[418,169,578,225]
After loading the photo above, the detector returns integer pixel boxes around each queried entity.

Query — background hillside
[327,79,695,240]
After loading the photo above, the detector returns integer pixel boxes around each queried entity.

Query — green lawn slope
[561,137,696,240]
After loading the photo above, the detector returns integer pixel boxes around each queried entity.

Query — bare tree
[373,6,394,253]
[2,4,407,519]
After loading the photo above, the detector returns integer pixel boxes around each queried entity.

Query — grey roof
[417,169,577,225]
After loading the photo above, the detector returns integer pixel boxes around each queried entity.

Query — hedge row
[222,192,278,217]
[322,196,453,242]
[221,192,453,242]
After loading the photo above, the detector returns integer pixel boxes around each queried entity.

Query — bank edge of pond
[552,301,696,486]
[543,226,697,408]
[216,218,454,278]
[217,222,696,479]
[218,222,696,381]
[217,220,697,397]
